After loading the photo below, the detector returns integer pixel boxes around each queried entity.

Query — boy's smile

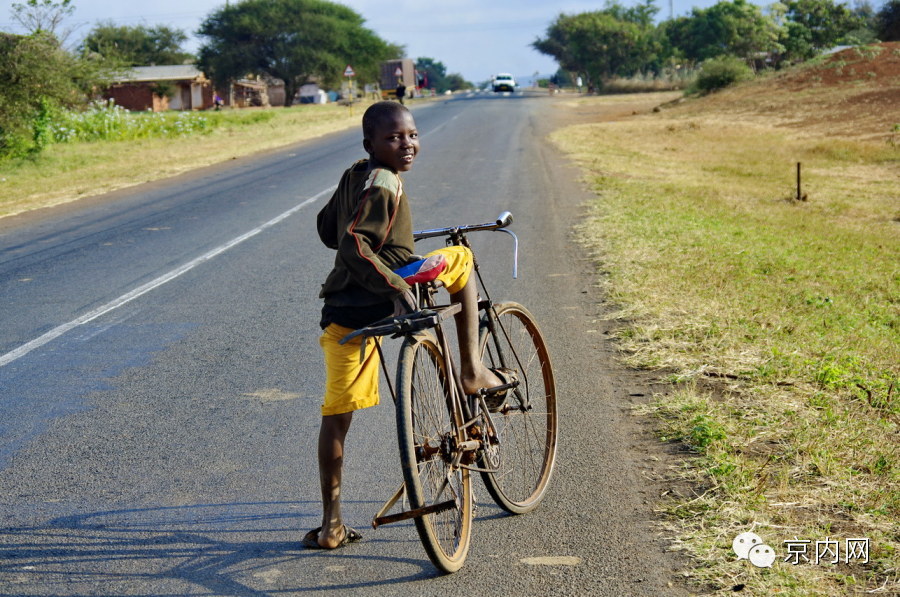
[365,111,419,172]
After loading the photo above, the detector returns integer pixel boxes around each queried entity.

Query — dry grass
[600,68,699,94]
[672,43,900,143]
[551,86,899,594]
[0,103,368,219]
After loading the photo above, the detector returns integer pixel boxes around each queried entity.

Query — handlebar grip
[496,211,513,228]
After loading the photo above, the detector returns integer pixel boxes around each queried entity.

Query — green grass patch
[47,101,218,143]
[0,102,369,218]
[552,105,899,594]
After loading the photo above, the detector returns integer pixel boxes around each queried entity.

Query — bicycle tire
[477,302,558,514]
[396,331,473,573]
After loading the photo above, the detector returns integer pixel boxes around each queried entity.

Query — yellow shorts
[319,245,472,416]
[319,323,382,416]
[427,245,472,295]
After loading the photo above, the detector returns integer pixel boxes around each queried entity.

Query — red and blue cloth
[394,254,447,284]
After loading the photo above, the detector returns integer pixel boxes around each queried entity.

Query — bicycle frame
[338,212,523,528]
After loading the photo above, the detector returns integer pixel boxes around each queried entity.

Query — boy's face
[364,111,419,172]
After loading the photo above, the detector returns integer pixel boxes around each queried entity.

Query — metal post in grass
[795,162,808,201]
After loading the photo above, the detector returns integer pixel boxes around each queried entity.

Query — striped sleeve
[335,169,410,298]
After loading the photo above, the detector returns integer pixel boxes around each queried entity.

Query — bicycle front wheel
[396,331,473,573]
[478,302,558,514]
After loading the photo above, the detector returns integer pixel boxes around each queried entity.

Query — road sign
[344,65,355,77]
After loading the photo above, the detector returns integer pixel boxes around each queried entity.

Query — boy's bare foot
[461,365,503,396]
[318,523,346,549]
[302,524,363,550]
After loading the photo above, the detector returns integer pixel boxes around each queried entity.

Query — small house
[105,65,214,112]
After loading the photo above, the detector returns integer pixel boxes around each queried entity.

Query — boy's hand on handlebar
[392,288,418,316]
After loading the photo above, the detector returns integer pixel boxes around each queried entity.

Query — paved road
[0,93,687,596]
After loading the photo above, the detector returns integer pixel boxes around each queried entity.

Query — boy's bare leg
[317,411,353,548]
[450,281,502,394]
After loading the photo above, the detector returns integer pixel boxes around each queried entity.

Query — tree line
[1,0,472,159]
[533,0,900,89]
[3,0,897,159]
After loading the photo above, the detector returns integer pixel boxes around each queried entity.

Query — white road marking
[241,388,302,402]
[0,185,336,368]
[519,556,583,566]
[3,109,459,369]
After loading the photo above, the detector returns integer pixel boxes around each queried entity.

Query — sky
[2,0,739,84]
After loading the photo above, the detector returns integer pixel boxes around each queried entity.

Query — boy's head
[362,101,418,173]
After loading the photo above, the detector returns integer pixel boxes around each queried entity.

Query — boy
[304,101,505,549]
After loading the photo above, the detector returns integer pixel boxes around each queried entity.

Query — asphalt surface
[0,91,689,596]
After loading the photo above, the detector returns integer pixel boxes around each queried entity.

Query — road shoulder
[537,92,697,595]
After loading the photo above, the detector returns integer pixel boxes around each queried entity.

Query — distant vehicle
[380,58,415,100]
[492,73,516,93]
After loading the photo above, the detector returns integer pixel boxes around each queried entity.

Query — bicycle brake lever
[496,228,518,279]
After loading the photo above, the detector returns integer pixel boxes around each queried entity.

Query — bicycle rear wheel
[396,331,473,573]
[478,302,558,514]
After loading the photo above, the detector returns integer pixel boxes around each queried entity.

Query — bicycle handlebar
[413,211,514,241]
[413,211,518,279]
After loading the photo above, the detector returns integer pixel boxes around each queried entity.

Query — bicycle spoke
[478,303,557,514]
[397,333,472,572]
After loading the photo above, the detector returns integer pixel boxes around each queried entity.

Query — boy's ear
[362,138,372,154]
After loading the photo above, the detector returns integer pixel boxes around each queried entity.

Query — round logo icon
[749,544,777,568]
[732,532,763,560]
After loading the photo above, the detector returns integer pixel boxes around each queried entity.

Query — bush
[691,56,754,94]
[0,32,80,159]
[49,101,214,144]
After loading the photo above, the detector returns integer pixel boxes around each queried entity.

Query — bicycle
[340,211,558,573]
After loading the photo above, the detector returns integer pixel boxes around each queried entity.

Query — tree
[779,19,818,60]
[2,2,120,158]
[876,0,900,40]
[415,57,447,91]
[197,0,399,106]
[80,22,194,65]
[533,5,665,87]
[0,32,79,157]
[442,73,471,92]
[411,58,468,93]
[782,0,866,57]
[10,0,74,40]
[846,0,881,42]
[604,0,661,27]
[664,0,783,64]
[603,0,667,72]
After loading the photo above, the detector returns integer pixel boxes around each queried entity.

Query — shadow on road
[0,501,440,595]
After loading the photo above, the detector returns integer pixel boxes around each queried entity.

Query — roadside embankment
[550,44,898,596]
